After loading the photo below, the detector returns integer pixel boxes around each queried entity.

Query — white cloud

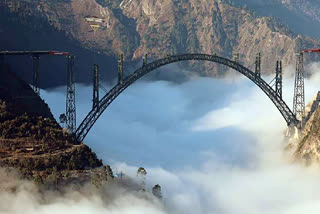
[22,62,320,214]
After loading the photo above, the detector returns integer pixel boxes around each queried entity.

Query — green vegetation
[152,184,162,199]
[0,98,102,181]
[91,165,114,188]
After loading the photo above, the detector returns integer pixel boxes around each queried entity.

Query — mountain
[290,92,320,165]
[1,0,320,84]
[0,64,54,119]
[0,1,118,88]
[0,65,103,183]
[235,0,320,39]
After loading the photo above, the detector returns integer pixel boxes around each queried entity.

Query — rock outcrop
[292,92,320,165]
[1,0,320,78]
[0,65,103,182]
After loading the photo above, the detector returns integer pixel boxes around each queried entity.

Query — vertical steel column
[275,60,283,98]
[293,53,305,126]
[92,64,99,109]
[118,54,124,84]
[143,54,148,67]
[66,55,76,134]
[233,53,239,63]
[255,52,261,78]
[32,55,40,95]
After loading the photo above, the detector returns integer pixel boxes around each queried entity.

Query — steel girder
[75,54,299,142]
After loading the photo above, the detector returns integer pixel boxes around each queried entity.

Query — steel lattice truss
[66,56,76,134]
[0,50,76,134]
[293,54,305,121]
[76,54,299,142]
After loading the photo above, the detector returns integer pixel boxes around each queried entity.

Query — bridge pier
[32,55,40,95]
[66,55,76,134]
[118,54,124,84]
[286,124,301,140]
[92,64,99,109]
[255,52,261,78]
[275,60,283,98]
[293,53,305,127]
[233,53,239,63]
[143,54,148,67]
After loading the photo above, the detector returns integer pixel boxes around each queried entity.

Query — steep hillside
[281,0,320,30]
[235,0,320,39]
[0,3,118,88]
[120,0,319,75]
[0,66,103,183]
[292,92,320,165]
[0,64,54,119]
[1,0,319,79]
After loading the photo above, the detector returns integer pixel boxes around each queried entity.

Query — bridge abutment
[286,125,301,140]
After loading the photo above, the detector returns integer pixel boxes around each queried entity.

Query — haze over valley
[1,0,320,214]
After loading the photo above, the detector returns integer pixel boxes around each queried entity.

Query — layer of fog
[2,63,320,214]
[0,168,166,214]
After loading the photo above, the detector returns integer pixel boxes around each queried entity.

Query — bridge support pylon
[32,55,40,95]
[255,52,261,78]
[293,53,305,128]
[143,54,148,67]
[233,53,239,63]
[275,60,283,98]
[118,54,124,84]
[286,124,301,140]
[92,64,99,109]
[66,55,76,134]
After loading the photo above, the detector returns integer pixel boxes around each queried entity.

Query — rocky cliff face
[235,0,320,39]
[0,64,54,119]
[1,0,320,78]
[280,0,320,25]
[121,0,319,74]
[292,92,320,165]
[0,65,103,183]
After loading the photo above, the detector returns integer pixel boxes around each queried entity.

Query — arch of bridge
[75,54,299,142]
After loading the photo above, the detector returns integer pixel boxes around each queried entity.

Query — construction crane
[301,49,320,54]
[0,50,76,133]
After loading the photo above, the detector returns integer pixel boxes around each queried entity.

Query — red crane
[301,49,320,54]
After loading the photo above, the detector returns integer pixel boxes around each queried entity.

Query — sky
[4,62,320,214]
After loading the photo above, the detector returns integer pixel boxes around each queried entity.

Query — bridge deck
[0,51,71,56]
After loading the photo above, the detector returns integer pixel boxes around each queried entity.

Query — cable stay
[99,84,109,94]
[269,77,276,87]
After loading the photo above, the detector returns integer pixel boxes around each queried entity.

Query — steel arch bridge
[75,54,299,142]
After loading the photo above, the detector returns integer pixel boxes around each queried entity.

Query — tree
[47,166,61,189]
[152,184,162,199]
[137,167,147,191]
[34,173,43,185]
[137,167,147,176]
[91,172,102,188]
[102,165,114,182]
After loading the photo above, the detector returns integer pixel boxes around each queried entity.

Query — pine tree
[137,167,147,191]
[152,184,162,199]
[34,173,43,185]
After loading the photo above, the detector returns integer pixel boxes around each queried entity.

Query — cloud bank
[3,62,320,214]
